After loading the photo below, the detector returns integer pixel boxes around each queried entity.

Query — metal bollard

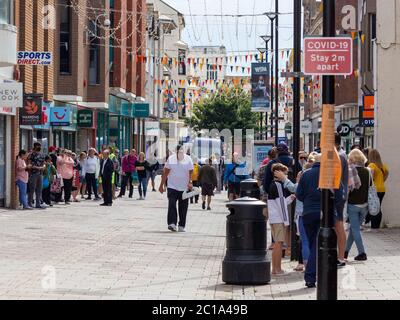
[222,197,271,285]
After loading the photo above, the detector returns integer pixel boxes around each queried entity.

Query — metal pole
[317,0,337,300]
[291,0,301,262]
[274,0,279,146]
[270,18,274,139]
[265,39,269,140]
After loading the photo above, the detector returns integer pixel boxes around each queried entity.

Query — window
[178,49,186,76]
[88,20,100,85]
[60,0,71,73]
[0,0,12,25]
[368,13,376,72]
[207,64,217,81]
[109,11,114,87]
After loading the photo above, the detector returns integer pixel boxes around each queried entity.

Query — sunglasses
[300,157,307,160]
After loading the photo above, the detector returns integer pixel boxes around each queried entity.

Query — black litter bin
[222,197,271,285]
[240,179,261,199]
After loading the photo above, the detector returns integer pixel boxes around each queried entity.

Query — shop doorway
[0,116,6,207]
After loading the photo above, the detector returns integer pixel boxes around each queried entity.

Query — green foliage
[185,86,259,133]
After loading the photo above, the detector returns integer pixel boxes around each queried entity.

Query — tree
[185,86,259,134]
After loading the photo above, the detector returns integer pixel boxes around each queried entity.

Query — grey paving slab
[1,182,400,300]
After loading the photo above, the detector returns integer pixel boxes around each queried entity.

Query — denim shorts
[335,200,346,222]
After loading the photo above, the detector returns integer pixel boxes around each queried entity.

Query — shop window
[20,129,33,152]
[0,0,13,25]
[60,0,71,73]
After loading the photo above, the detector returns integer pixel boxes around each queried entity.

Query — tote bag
[50,174,62,193]
[368,169,381,216]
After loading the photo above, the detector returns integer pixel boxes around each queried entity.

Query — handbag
[368,169,381,216]
[50,174,62,193]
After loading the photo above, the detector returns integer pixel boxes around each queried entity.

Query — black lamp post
[259,35,271,140]
[265,11,278,143]
[290,0,302,262]
[257,47,267,140]
[318,0,338,301]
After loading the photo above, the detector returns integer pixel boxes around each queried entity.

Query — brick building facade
[54,0,147,152]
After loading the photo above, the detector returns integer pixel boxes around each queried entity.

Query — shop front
[108,95,133,152]
[19,94,45,152]
[0,113,6,206]
[133,102,150,152]
[77,108,96,152]
[51,102,78,151]
[96,110,109,151]
[32,101,51,153]
[0,106,17,207]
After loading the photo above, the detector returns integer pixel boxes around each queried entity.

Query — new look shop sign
[0,82,23,108]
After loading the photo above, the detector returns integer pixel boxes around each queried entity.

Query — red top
[262,157,270,166]
[121,154,137,173]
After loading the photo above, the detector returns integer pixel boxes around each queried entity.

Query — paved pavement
[0,186,400,300]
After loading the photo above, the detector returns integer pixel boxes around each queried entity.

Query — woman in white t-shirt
[159,145,194,233]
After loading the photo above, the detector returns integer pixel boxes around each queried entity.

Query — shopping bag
[182,187,201,200]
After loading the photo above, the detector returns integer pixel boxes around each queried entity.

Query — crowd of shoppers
[16,138,389,289]
[260,138,389,288]
[15,143,161,210]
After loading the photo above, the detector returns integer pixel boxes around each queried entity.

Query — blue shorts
[335,200,346,222]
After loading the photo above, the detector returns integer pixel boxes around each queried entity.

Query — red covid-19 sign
[304,37,353,76]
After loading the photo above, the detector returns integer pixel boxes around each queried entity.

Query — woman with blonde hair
[345,149,370,261]
[366,149,389,229]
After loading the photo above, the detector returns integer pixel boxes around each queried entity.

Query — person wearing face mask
[27,142,47,209]
[159,145,194,233]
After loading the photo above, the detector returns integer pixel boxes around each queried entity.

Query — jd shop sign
[77,109,93,128]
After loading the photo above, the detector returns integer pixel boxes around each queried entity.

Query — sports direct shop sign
[17,51,53,65]
[304,37,353,75]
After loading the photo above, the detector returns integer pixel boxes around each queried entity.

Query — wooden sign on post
[319,104,342,189]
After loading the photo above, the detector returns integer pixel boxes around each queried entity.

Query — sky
[162,0,295,73]
[163,0,294,54]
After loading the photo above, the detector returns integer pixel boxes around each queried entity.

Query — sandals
[294,264,304,272]
[272,270,290,277]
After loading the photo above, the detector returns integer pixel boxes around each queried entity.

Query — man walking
[100,149,114,206]
[198,158,218,211]
[159,145,194,232]
[27,142,46,209]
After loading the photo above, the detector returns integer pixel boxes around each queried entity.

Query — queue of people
[16,142,222,235]
[15,143,161,209]
[259,138,389,288]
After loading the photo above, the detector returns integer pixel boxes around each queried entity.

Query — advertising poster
[20,96,42,125]
[17,51,53,65]
[251,63,270,112]
[50,107,71,126]
[252,144,273,172]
